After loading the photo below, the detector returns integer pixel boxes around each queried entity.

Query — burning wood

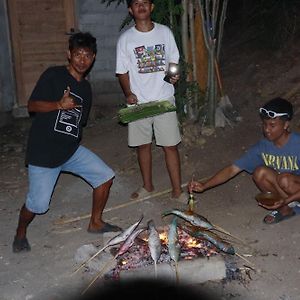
[106,226,220,280]
[79,208,246,294]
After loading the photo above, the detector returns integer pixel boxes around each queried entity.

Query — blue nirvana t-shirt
[234,132,300,175]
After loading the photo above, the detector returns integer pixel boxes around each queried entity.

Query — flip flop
[12,236,31,253]
[130,187,154,201]
[293,205,300,215]
[263,210,296,224]
[87,223,122,234]
[288,201,300,214]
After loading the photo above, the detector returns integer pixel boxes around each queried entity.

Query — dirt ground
[1,41,300,300]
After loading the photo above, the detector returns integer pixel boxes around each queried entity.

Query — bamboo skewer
[81,257,117,295]
[174,261,180,284]
[72,244,109,276]
[54,179,209,226]
[235,252,256,268]
[211,223,247,246]
[54,187,180,225]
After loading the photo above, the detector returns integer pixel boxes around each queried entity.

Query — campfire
[107,226,220,280]
[76,206,251,295]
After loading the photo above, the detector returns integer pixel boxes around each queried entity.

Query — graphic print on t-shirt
[54,91,83,138]
[134,44,166,74]
[262,153,299,172]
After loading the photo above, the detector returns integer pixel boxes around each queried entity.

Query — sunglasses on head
[259,107,289,119]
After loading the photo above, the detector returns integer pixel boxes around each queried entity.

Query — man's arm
[117,73,138,105]
[189,164,242,193]
[28,87,80,113]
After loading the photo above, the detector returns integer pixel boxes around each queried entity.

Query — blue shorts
[26,145,115,214]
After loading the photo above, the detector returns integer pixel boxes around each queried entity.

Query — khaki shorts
[128,111,181,147]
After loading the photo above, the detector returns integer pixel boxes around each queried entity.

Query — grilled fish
[106,214,143,247]
[147,220,162,264]
[72,215,144,275]
[162,209,213,230]
[167,217,181,263]
[180,224,235,255]
[116,228,146,257]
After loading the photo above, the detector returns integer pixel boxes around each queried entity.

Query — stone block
[119,255,226,284]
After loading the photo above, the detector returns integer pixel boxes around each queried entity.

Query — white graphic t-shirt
[116,22,179,104]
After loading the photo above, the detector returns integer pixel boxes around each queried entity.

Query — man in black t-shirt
[13,32,122,253]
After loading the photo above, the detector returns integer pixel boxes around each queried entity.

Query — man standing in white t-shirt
[116,0,185,202]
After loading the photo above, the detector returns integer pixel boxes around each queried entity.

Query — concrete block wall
[0,0,17,126]
[76,0,131,109]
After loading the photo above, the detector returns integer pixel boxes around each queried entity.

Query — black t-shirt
[26,66,92,167]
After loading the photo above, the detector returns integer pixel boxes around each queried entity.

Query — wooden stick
[71,244,109,276]
[211,223,247,246]
[81,257,117,295]
[54,181,199,226]
[235,252,256,268]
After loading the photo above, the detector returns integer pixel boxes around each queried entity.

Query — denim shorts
[26,145,115,214]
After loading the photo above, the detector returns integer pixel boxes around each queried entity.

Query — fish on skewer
[180,224,235,255]
[162,209,213,230]
[73,215,143,275]
[167,216,181,283]
[162,209,243,243]
[147,220,162,278]
[82,226,146,295]
[115,227,146,257]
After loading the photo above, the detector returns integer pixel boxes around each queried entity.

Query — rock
[74,244,116,274]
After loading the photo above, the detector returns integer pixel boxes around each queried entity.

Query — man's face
[129,0,154,20]
[68,47,95,76]
[262,117,289,143]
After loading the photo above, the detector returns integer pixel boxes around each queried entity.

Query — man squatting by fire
[189,97,300,224]
[13,32,122,253]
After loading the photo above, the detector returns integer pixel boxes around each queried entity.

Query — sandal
[130,187,154,200]
[87,223,122,234]
[293,205,300,215]
[263,210,296,224]
[12,236,31,253]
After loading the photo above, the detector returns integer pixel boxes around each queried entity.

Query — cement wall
[76,0,131,109]
[0,0,17,126]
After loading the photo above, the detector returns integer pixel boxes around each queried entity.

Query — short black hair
[260,97,293,120]
[68,32,97,55]
[126,0,153,7]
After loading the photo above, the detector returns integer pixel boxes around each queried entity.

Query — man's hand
[188,180,205,193]
[58,86,81,110]
[126,93,138,105]
[169,74,180,85]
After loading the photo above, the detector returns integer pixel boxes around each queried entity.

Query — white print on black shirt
[134,44,166,74]
[54,91,83,138]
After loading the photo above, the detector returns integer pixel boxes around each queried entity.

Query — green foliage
[117,100,177,123]
[175,59,205,123]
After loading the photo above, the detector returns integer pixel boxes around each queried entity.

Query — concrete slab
[119,255,226,284]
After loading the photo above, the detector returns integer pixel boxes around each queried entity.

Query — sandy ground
[1,42,300,300]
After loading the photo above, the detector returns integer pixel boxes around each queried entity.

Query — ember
[106,226,219,280]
